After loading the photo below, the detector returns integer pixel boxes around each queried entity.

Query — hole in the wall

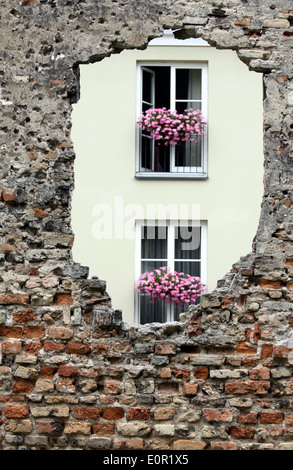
[71,31,264,325]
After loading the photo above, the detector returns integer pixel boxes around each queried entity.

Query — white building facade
[71,31,263,324]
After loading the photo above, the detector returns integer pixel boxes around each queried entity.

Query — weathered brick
[194,367,209,379]
[237,413,258,424]
[184,384,198,396]
[13,379,34,394]
[104,380,122,395]
[5,405,29,418]
[103,407,124,420]
[23,325,45,339]
[49,326,73,340]
[173,440,207,450]
[172,368,190,381]
[203,409,233,423]
[5,419,32,434]
[66,341,91,355]
[210,441,238,450]
[13,309,37,324]
[229,426,255,439]
[0,294,29,305]
[259,412,283,424]
[64,421,91,435]
[225,381,270,395]
[113,438,143,450]
[72,407,100,420]
[44,341,65,352]
[2,341,22,354]
[58,365,79,377]
[250,367,270,380]
[55,293,72,305]
[155,341,177,355]
[154,407,175,421]
[92,422,115,434]
[126,407,151,421]
[0,326,22,338]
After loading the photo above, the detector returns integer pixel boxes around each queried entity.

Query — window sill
[135,172,208,180]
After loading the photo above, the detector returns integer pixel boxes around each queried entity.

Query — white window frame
[134,220,207,324]
[136,62,208,179]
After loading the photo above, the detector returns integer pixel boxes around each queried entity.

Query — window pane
[142,69,153,104]
[176,69,202,101]
[139,294,167,324]
[141,226,168,260]
[155,143,170,172]
[175,260,201,277]
[175,101,202,114]
[175,226,201,259]
[175,139,202,168]
[141,135,152,170]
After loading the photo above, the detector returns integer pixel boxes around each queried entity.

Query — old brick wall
[0,0,293,450]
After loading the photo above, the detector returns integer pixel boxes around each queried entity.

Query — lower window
[135,221,207,324]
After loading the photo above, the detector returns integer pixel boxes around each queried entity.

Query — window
[136,63,208,178]
[135,221,207,324]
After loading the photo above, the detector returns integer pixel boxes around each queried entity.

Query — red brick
[34,208,49,218]
[72,407,100,420]
[44,341,65,352]
[40,366,58,379]
[5,405,29,418]
[55,293,72,305]
[23,325,45,339]
[13,380,34,394]
[56,379,75,393]
[260,279,283,289]
[2,341,21,354]
[103,407,125,420]
[203,409,233,423]
[285,415,293,426]
[126,408,151,421]
[23,342,42,355]
[0,294,29,305]
[0,394,26,403]
[259,412,283,424]
[237,413,258,424]
[250,367,270,380]
[0,326,22,338]
[160,368,171,378]
[236,341,257,354]
[2,189,15,202]
[210,441,238,450]
[104,380,122,395]
[184,384,198,396]
[13,309,37,324]
[92,422,115,435]
[261,344,273,360]
[1,244,13,252]
[66,341,91,355]
[92,341,109,355]
[229,426,255,439]
[245,324,260,345]
[194,367,209,379]
[113,438,144,450]
[37,421,64,435]
[172,368,190,381]
[58,365,79,377]
[225,381,270,395]
[274,345,292,359]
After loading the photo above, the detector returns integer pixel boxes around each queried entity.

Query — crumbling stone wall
[0,0,293,450]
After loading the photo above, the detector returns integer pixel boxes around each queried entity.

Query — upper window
[136,63,208,178]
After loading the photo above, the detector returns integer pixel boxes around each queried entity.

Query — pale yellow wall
[71,41,263,324]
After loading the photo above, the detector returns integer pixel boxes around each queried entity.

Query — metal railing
[137,132,206,176]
